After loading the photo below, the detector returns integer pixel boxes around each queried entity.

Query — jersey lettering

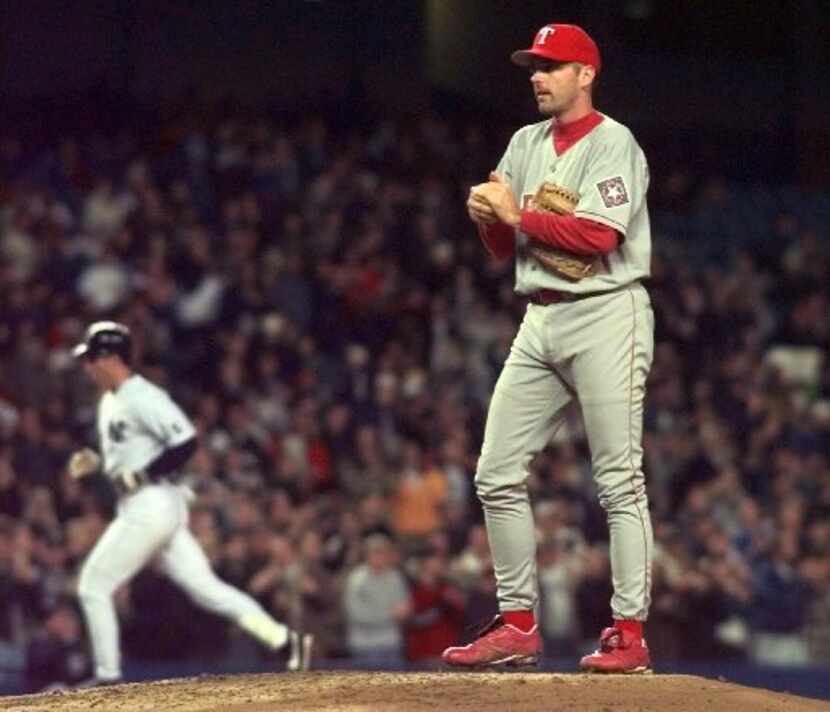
[536,26,556,44]
[109,420,128,443]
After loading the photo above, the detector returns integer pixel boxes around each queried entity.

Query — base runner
[69,321,314,685]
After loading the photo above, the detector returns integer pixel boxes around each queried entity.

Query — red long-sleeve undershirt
[521,211,619,254]
[478,213,618,260]
[477,222,515,260]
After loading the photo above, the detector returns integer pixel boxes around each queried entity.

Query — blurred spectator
[0,453,23,518]
[390,440,448,544]
[458,566,499,638]
[537,533,583,657]
[449,524,491,589]
[574,546,614,655]
[24,601,91,692]
[802,555,830,664]
[342,534,411,666]
[403,548,465,662]
[292,527,342,659]
[750,537,811,665]
[75,245,131,313]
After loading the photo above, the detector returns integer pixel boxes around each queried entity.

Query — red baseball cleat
[580,627,652,674]
[442,615,542,668]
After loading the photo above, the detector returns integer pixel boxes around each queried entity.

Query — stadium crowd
[0,106,829,691]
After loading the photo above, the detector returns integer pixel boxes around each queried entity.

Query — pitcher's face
[528,60,594,117]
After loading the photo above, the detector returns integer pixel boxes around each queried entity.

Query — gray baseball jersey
[495,113,651,294]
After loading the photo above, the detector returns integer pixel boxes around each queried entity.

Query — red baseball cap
[511,23,601,74]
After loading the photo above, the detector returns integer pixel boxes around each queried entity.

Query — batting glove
[68,448,101,479]
[115,469,149,494]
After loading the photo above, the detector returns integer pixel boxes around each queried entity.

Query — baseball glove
[527,183,596,281]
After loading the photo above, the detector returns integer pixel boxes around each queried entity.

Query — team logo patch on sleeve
[596,176,629,208]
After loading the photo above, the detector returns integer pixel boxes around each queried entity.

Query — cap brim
[511,49,585,68]
[72,343,89,358]
[511,49,552,67]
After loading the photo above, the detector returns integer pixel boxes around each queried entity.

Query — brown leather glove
[527,183,596,281]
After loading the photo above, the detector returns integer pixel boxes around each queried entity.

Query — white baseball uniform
[476,112,655,622]
[77,374,289,681]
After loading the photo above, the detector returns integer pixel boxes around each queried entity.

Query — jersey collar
[112,372,138,394]
[548,110,604,154]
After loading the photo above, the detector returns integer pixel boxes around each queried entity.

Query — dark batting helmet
[72,321,132,362]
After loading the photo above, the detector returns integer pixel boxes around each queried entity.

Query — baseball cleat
[580,627,652,674]
[442,615,542,668]
[286,630,314,672]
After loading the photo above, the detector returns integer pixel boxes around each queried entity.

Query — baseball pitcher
[69,321,313,686]
[442,24,654,673]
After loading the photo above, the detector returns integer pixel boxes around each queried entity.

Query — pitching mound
[4,671,829,712]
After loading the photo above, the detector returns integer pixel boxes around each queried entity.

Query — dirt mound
[4,671,829,712]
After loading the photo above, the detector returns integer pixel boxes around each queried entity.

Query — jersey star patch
[596,176,629,208]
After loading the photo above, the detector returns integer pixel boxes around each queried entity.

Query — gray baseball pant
[475,283,654,621]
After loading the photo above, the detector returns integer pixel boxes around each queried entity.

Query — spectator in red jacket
[404,548,465,662]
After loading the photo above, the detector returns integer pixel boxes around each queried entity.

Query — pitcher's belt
[526,282,637,305]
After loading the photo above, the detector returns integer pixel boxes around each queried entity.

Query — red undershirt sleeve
[477,222,515,260]
[519,210,620,256]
